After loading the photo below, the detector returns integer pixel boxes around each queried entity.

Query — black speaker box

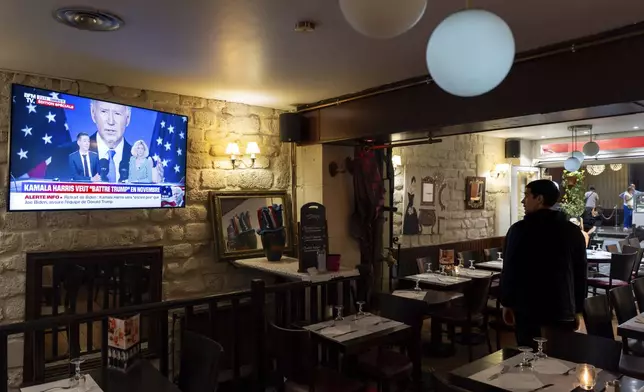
[279,113,306,143]
[505,139,521,158]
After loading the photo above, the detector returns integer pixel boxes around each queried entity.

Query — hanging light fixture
[564,156,581,172]
[339,0,427,39]
[610,163,623,171]
[586,164,605,176]
[568,125,585,166]
[426,6,515,97]
[581,124,600,156]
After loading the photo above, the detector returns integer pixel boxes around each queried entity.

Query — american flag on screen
[10,89,70,178]
[148,112,187,184]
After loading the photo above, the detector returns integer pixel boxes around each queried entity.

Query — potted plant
[560,170,586,219]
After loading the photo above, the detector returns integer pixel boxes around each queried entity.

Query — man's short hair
[589,186,596,191]
[527,179,560,207]
[76,132,89,140]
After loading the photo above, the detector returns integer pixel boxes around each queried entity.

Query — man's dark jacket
[500,209,587,323]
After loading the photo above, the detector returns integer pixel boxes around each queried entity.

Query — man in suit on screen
[89,100,133,183]
[68,132,100,181]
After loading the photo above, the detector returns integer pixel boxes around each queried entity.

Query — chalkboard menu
[298,202,328,272]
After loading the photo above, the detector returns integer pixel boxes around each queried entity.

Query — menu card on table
[107,314,141,372]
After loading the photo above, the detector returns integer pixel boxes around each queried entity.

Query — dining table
[20,361,181,392]
[586,249,613,262]
[617,312,644,342]
[401,273,472,291]
[477,260,504,271]
[450,348,636,392]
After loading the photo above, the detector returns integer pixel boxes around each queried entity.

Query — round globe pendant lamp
[426,8,515,97]
[564,157,581,172]
[572,150,585,164]
[581,125,599,156]
[339,0,427,39]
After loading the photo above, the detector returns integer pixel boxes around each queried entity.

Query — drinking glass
[517,346,534,369]
[591,245,597,253]
[533,337,548,360]
[576,364,597,390]
[355,301,366,320]
[439,265,446,275]
[413,278,422,291]
[69,357,86,387]
[468,260,476,270]
[334,305,344,321]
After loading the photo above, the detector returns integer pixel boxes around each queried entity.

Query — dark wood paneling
[398,237,506,268]
[303,31,644,143]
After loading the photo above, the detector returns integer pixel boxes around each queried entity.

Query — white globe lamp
[564,157,581,172]
[339,0,427,39]
[571,151,585,164]
[426,9,515,97]
[583,141,600,156]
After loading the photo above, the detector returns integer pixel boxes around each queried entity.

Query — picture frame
[421,176,436,206]
[209,190,293,261]
[465,176,486,210]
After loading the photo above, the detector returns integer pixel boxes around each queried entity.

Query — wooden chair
[629,237,642,248]
[609,285,644,356]
[623,245,644,280]
[178,330,224,392]
[588,252,637,296]
[268,323,364,392]
[434,276,493,362]
[581,294,644,378]
[545,330,621,373]
[633,277,644,312]
[357,293,424,392]
[619,239,631,252]
[416,257,433,274]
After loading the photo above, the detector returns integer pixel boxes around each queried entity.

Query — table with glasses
[450,348,627,392]
[21,360,181,392]
[401,273,471,291]
[617,313,644,342]
[477,261,504,271]
[586,248,613,262]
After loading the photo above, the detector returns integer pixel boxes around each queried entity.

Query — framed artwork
[465,176,486,210]
[421,176,435,206]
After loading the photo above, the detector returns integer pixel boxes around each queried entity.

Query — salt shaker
[317,248,327,272]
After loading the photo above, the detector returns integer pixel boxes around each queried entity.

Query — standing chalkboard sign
[298,202,328,272]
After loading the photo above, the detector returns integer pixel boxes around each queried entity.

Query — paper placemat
[457,270,495,278]
[469,355,583,392]
[21,374,103,392]
[305,315,403,343]
[393,290,427,300]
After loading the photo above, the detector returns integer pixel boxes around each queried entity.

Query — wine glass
[591,245,597,253]
[533,337,548,360]
[334,305,344,321]
[355,301,366,320]
[425,262,433,274]
[413,278,422,291]
[517,346,534,369]
[497,252,503,262]
[69,357,86,387]
[457,256,464,267]
[439,265,446,275]
[468,260,476,270]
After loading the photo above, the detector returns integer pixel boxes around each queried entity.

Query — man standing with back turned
[500,179,587,347]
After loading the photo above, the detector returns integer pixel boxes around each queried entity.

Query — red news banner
[21,182,161,195]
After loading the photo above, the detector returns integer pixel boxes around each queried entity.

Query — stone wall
[393,134,508,247]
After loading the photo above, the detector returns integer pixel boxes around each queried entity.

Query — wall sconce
[490,163,510,178]
[391,155,402,168]
[226,142,260,169]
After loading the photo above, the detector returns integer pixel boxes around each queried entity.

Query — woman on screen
[128,140,154,183]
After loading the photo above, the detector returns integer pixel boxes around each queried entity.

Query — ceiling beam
[299,22,644,144]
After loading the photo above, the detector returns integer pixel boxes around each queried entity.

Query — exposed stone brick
[0,273,25,299]
[184,223,210,241]
[3,296,24,320]
[141,226,164,243]
[165,226,185,241]
[180,96,206,108]
[145,90,180,105]
[0,254,25,272]
[78,81,110,95]
[174,206,208,222]
[2,212,37,231]
[98,228,139,247]
[90,210,148,225]
[194,111,217,128]
[164,244,193,258]
[112,86,142,99]
[226,170,273,189]
[41,212,88,228]
[149,209,173,222]
[201,170,226,189]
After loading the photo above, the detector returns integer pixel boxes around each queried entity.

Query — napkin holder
[107,314,141,372]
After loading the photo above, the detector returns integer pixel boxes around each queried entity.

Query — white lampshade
[571,150,585,164]
[339,0,427,39]
[564,156,581,172]
[245,142,260,155]
[225,142,240,156]
[583,141,600,156]
[426,9,515,97]
[391,155,402,167]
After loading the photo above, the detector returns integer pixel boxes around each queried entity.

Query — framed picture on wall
[421,177,435,206]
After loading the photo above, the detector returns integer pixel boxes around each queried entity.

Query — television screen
[7,84,188,211]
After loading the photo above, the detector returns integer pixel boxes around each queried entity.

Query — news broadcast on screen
[7,84,188,211]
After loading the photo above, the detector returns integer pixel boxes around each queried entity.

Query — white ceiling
[482,113,644,140]
[0,1,643,109]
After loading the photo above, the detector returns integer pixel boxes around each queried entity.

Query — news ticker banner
[9,181,184,210]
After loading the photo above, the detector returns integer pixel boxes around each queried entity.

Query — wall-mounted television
[7,84,188,211]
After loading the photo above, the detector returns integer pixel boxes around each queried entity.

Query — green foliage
[560,170,586,219]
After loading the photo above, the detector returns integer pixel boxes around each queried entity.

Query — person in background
[127,140,155,183]
[500,179,587,347]
[584,186,599,212]
[621,186,635,230]
[570,217,597,247]
[68,132,100,182]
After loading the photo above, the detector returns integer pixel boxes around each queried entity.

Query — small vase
[260,227,286,262]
